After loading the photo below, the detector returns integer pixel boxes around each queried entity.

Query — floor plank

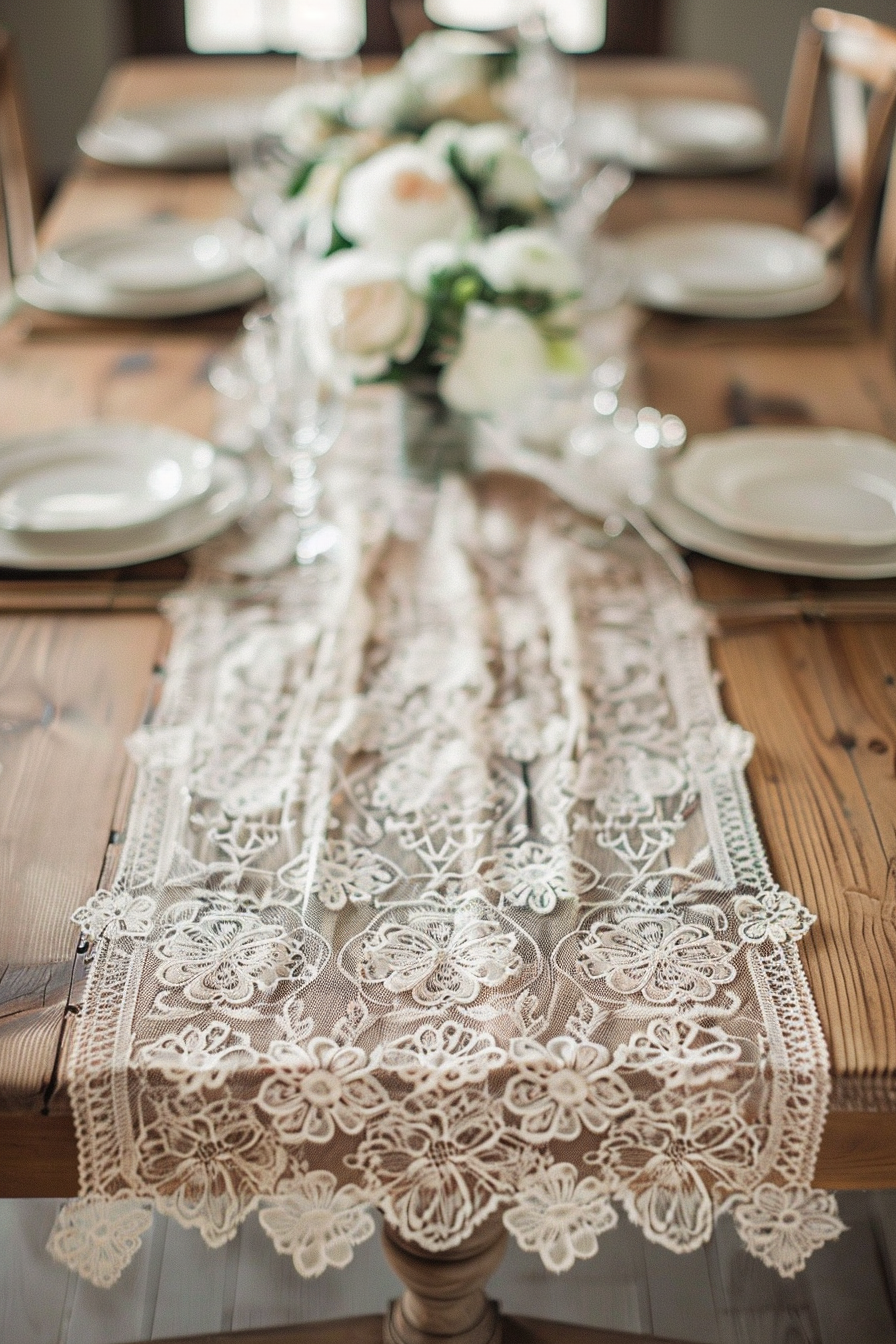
[62,1211,167,1344]
[494,1223,652,1336]
[0,1200,71,1344]
[230,1213,402,1335]
[150,1218,237,1341]
[802,1191,896,1344]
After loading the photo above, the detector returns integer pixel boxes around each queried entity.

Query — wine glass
[262,298,350,566]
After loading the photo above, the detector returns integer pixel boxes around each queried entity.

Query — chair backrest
[0,30,38,297]
[778,8,896,255]
[872,88,896,362]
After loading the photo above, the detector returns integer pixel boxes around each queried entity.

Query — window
[185,0,367,57]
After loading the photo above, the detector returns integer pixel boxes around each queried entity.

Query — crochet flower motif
[734,886,815,945]
[374,1021,507,1092]
[575,746,685,824]
[259,1175,375,1277]
[588,1089,758,1252]
[73,887,155,939]
[153,909,299,1009]
[46,1198,153,1289]
[503,1163,618,1272]
[356,901,521,1007]
[504,1037,632,1143]
[137,1089,286,1246]
[732,1185,845,1277]
[278,841,400,910]
[140,1021,259,1092]
[577,913,736,1005]
[256,1037,389,1143]
[481,842,595,915]
[617,1017,741,1089]
[347,1086,534,1251]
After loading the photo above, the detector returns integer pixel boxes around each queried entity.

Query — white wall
[671,0,896,125]
[0,0,127,185]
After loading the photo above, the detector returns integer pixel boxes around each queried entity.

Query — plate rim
[44,218,254,294]
[16,264,265,318]
[0,421,218,534]
[647,468,896,579]
[672,427,896,547]
[0,451,253,569]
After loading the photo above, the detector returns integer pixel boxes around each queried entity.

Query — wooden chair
[779,8,896,257]
[872,82,896,362]
[0,30,39,305]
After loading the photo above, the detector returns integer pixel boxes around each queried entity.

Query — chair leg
[381,1215,507,1344]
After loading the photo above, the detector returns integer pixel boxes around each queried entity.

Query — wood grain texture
[0,614,165,1105]
[636,323,896,1092]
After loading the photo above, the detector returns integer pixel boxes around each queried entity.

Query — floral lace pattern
[56,470,837,1287]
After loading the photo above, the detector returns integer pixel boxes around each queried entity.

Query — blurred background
[0,0,894,197]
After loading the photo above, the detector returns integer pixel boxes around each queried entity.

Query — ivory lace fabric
[51,451,842,1288]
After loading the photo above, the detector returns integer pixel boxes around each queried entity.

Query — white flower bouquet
[301,227,585,476]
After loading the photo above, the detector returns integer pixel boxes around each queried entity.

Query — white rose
[423,122,543,216]
[300,249,427,380]
[405,239,469,294]
[439,303,548,414]
[419,119,467,162]
[400,30,500,110]
[454,123,517,175]
[264,83,345,157]
[477,228,581,297]
[344,70,416,132]
[335,144,476,256]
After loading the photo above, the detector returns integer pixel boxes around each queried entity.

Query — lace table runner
[50,465,843,1288]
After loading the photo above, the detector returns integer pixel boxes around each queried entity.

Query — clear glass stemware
[253,298,350,565]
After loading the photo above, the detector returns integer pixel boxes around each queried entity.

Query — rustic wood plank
[0,1110,79,1196]
[0,1199,72,1344]
[64,1211,166,1344]
[707,1212,822,1344]
[232,1215,402,1335]
[495,1222,652,1335]
[803,1191,896,1344]
[636,326,896,1090]
[0,614,165,1106]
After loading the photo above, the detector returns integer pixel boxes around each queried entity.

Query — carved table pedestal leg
[381,1215,508,1344]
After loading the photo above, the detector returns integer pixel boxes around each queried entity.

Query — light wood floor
[2,1193,896,1344]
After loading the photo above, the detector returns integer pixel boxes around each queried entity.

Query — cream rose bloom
[263,83,345,158]
[440,303,548,414]
[300,249,427,380]
[335,144,476,256]
[458,124,544,212]
[477,228,582,297]
[422,121,543,214]
[405,239,470,295]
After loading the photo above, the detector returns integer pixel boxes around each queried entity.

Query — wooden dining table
[0,52,895,1208]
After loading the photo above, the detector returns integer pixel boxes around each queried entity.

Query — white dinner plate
[624,222,839,317]
[0,451,253,570]
[16,261,265,318]
[38,220,255,294]
[78,97,272,170]
[0,424,216,533]
[673,428,896,547]
[648,470,896,579]
[575,98,774,174]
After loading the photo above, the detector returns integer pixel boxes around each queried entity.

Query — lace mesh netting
[51,460,843,1288]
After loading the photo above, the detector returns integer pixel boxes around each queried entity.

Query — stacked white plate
[17,218,266,318]
[574,97,775,175]
[78,97,272,170]
[623,222,841,318]
[0,423,253,569]
[648,427,896,578]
